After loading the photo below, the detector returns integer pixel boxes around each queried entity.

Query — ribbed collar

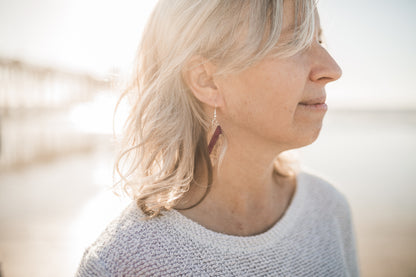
[163,171,308,252]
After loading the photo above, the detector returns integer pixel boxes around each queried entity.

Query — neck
[176,134,296,236]
[210,142,279,212]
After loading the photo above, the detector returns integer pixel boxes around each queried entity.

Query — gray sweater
[75,171,360,276]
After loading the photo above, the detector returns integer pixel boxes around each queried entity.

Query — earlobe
[183,55,221,107]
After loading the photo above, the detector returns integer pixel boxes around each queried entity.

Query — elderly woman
[76,0,359,276]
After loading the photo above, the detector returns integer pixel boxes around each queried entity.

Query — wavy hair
[114,0,317,218]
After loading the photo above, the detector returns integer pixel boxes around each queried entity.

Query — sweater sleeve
[75,246,111,277]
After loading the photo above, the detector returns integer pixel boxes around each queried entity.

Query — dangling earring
[207,104,222,155]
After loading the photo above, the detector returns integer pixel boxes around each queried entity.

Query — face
[215,2,342,152]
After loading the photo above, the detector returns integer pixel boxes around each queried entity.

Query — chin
[307,124,323,144]
[293,124,323,149]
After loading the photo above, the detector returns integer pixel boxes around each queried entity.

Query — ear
[183,55,224,107]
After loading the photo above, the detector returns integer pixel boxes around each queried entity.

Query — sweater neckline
[165,171,307,252]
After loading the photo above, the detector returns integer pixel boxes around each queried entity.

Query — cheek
[226,75,302,116]
[262,77,304,119]
[219,62,307,133]
[225,88,256,125]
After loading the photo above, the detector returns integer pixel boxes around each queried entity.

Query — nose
[309,44,342,85]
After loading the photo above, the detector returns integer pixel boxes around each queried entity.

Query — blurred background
[0,0,415,276]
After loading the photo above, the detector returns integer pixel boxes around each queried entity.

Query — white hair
[114,0,317,218]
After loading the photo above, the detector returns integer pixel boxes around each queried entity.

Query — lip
[298,102,328,111]
[299,95,327,105]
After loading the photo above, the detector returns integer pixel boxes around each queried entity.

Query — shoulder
[297,169,352,216]
[75,202,171,276]
[89,202,149,250]
[296,169,356,241]
[297,170,360,275]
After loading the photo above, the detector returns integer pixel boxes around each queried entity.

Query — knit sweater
[75,171,360,277]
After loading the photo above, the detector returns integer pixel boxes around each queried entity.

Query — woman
[76,0,359,276]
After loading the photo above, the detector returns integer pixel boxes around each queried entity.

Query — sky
[0,0,415,110]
